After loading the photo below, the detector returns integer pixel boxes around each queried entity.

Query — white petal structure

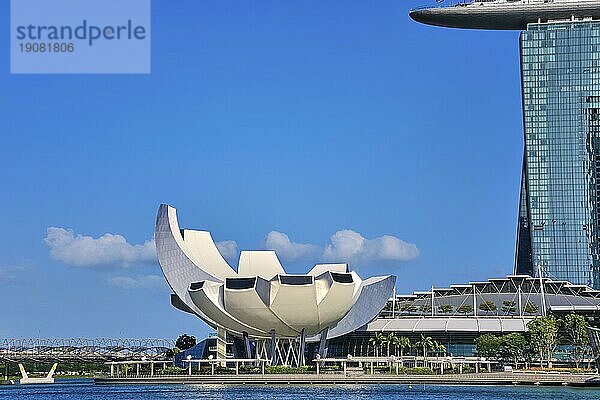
[155,204,396,339]
[224,276,298,336]
[308,263,348,276]
[238,251,285,279]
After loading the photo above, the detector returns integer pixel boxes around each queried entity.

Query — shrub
[391,366,433,375]
[419,304,432,313]
[400,304,418,313]
[160,366,186,375]
[457,305,473,314]
[238,365,261,374]
[265,365,310,374]
[439,304,453,314]
[462,365,474,373]
[502,301,517,314]
[407,367,434,375]
[524,301,539,314]
[479,300,497,313]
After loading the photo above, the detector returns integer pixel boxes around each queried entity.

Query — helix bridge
[0,338,175,363]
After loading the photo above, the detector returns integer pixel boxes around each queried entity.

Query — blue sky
[0,1,523,340]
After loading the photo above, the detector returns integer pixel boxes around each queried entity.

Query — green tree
[419,304,432,314]
[501,333,526,368]
[369,332,385,357]
[384,332,397,357]
[475,334,501,358]
[175,334,196,351]
[400,304,417,313]
[439,304,453,314]
[561,313,589,369]
[501,301,517,315]
[527,315,558,368]
[415,334,435,367]
[479,300,497,314]
[524,301,539,315]
[432,340,446,356]
[388,333,400,356]
[457,305,474,315]
[395,336,411,364]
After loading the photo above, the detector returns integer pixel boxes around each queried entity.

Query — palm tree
[439,343,447,356]
[389,334,400,356]
[415,334,434,367]
[368,335,377,357]
[395,336,411,366]
[369,332,385,357]
[385,332,397,357]
[432,340,446,357]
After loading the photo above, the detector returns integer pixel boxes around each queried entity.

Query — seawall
[95,372,600,387]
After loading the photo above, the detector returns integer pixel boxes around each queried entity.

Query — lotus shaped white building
[155,204,396,347]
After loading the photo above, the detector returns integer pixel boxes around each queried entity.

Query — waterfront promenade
[95,371,600,387]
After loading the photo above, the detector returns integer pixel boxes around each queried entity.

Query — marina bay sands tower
[410,1,600,288]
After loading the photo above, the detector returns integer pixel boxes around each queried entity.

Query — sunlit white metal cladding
[325,275,397,340]
[187,280,267,337]
[155,204,396,339]
[155,204,223,326]
[238,251,285,280]
[223,276,299,337]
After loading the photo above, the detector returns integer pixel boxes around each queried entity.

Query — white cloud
[43,224,417,271]
[44,227,156,268]
[107,274,164,290]
[264,229,419,265]
[216,240,238,260]
[323,230,419,263]
[265,231,320,262]
[322,230,365,261]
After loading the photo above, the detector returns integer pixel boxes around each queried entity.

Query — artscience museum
[155,204,396,364]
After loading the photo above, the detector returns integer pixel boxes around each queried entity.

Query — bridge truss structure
[0,338,175,363]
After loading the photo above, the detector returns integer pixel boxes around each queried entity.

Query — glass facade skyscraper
[515,21,600,289]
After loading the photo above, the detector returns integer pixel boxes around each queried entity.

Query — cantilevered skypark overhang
[409,0,600,30]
